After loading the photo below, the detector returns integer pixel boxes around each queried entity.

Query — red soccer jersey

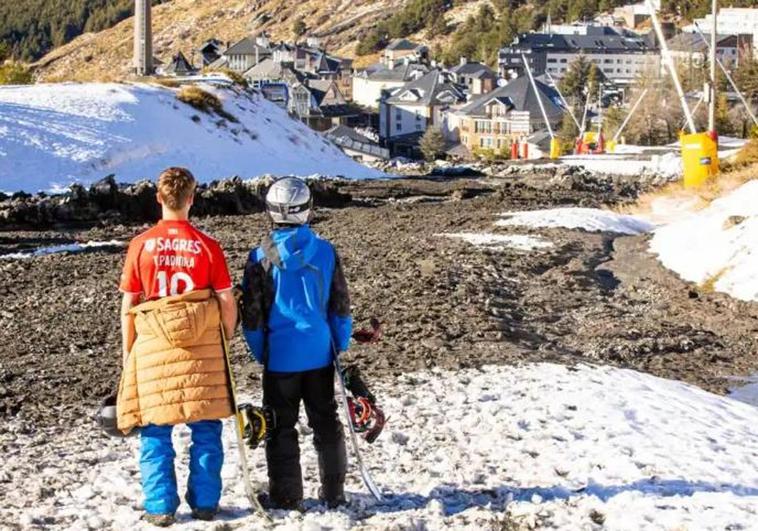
[119,220,232,300]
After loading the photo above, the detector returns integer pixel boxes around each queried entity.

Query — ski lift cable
[693,21,758,128]
[646,0,697,133]
[545,71,581,129]
[521,53,555,138]
[612,88,649,143]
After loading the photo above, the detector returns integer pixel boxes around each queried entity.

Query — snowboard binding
[342,365,386,444]
[237,403,276,449]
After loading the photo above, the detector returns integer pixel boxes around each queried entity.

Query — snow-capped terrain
[0,240,125,260]
[436,232,553,251]
[650,179,758,302]
[0,83,384,193]
[497,208,654,235]
[3,363,756,530]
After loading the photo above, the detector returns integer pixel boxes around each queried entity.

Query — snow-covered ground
[559,152,682,178]
[497,208,654,236]
[3,363,756,530]
[436,232,553,251]
[650,179,758,302]
[0,83,384,193]
[0,240,125,260]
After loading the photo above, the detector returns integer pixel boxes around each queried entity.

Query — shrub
[0,62,32,85]
[735,137,758,167]
[153,78,180,88]
[212,67,249,89]
[176,85,239,123]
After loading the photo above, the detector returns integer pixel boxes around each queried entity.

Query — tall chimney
[134,0,153,75]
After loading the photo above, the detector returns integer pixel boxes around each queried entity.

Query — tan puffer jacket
[117,289,233,433]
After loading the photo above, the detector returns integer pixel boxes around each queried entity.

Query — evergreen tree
[420,126,446,161]
[292,17,307,37]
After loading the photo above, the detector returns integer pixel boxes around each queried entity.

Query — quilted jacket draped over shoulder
[117,289,233,433]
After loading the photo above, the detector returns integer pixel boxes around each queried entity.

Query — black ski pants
[263,364,347,502]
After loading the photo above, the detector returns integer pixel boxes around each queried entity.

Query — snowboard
[220,327,271,521]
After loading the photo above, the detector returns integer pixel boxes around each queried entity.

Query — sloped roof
[667,32,733,53]
[225,37,272,56]
[244,58,285,79]
[450,61,497,79]
[458,76,565,122]
[504,32,654,54]
[366,62,429,82]
[325,125,390,159]
[163,52,194,74]
[386,39,423,51]
[386,70,466,106]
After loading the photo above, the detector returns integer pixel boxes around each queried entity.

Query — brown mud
[1,175,756,433]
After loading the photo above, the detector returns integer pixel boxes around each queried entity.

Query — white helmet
[265,177,312,225]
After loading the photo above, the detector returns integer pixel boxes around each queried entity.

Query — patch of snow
[437,232,553,251]
[0,240,125,259]
[0,83,386,193]
[560,152,682,177]
[650,179,758,301]
[3,363,757,529]
[497,208,654,235]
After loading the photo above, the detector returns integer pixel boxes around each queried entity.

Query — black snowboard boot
[319,473,346,509]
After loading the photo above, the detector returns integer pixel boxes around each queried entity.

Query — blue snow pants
[139,420,224,515]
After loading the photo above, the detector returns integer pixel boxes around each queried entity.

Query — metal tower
[134,0,153,75]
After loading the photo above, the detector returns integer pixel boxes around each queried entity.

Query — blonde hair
[158,167,196,210]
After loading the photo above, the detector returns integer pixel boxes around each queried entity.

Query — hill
[0,81,384,192]
[32,0,405,82]
[0,0,169,62]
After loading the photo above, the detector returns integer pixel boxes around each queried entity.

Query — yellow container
[549,137,561,159]
[681,132,719,188]
[606,140,617,153]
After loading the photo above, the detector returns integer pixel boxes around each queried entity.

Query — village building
[382,39,429,67]
[449,59,498,96]
[667,32,752,69]
[499,26,660,85]
[159,52,195,76]
[196,39,225,67]
[289,79,359,131]
[222,33,273,72]
[379,69,466,157]
[352,62,429,109]
[324,125,390,162]
[684,7,758,54]
[445,76,565,155]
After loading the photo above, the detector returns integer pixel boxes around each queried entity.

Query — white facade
[380,103,430,139]
[685,8,758,52]
[352,76,407,108]
[544,52,660,83]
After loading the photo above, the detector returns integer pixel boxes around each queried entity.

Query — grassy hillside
[0,1,170,62]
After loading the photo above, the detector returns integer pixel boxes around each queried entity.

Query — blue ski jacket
[240,225,352,373]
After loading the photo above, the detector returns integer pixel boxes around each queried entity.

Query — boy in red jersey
[119,167,237,526]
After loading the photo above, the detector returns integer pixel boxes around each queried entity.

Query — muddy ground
[1,174,757,436]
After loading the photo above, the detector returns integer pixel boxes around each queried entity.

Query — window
[560,58,567,63]
[603,58,613,63]
[395,123,401,131]
[416,123,422,131]
[547,58,557,63]
[416,113,422,121]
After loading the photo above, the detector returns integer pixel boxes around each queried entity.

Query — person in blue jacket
[240,177,352,510]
